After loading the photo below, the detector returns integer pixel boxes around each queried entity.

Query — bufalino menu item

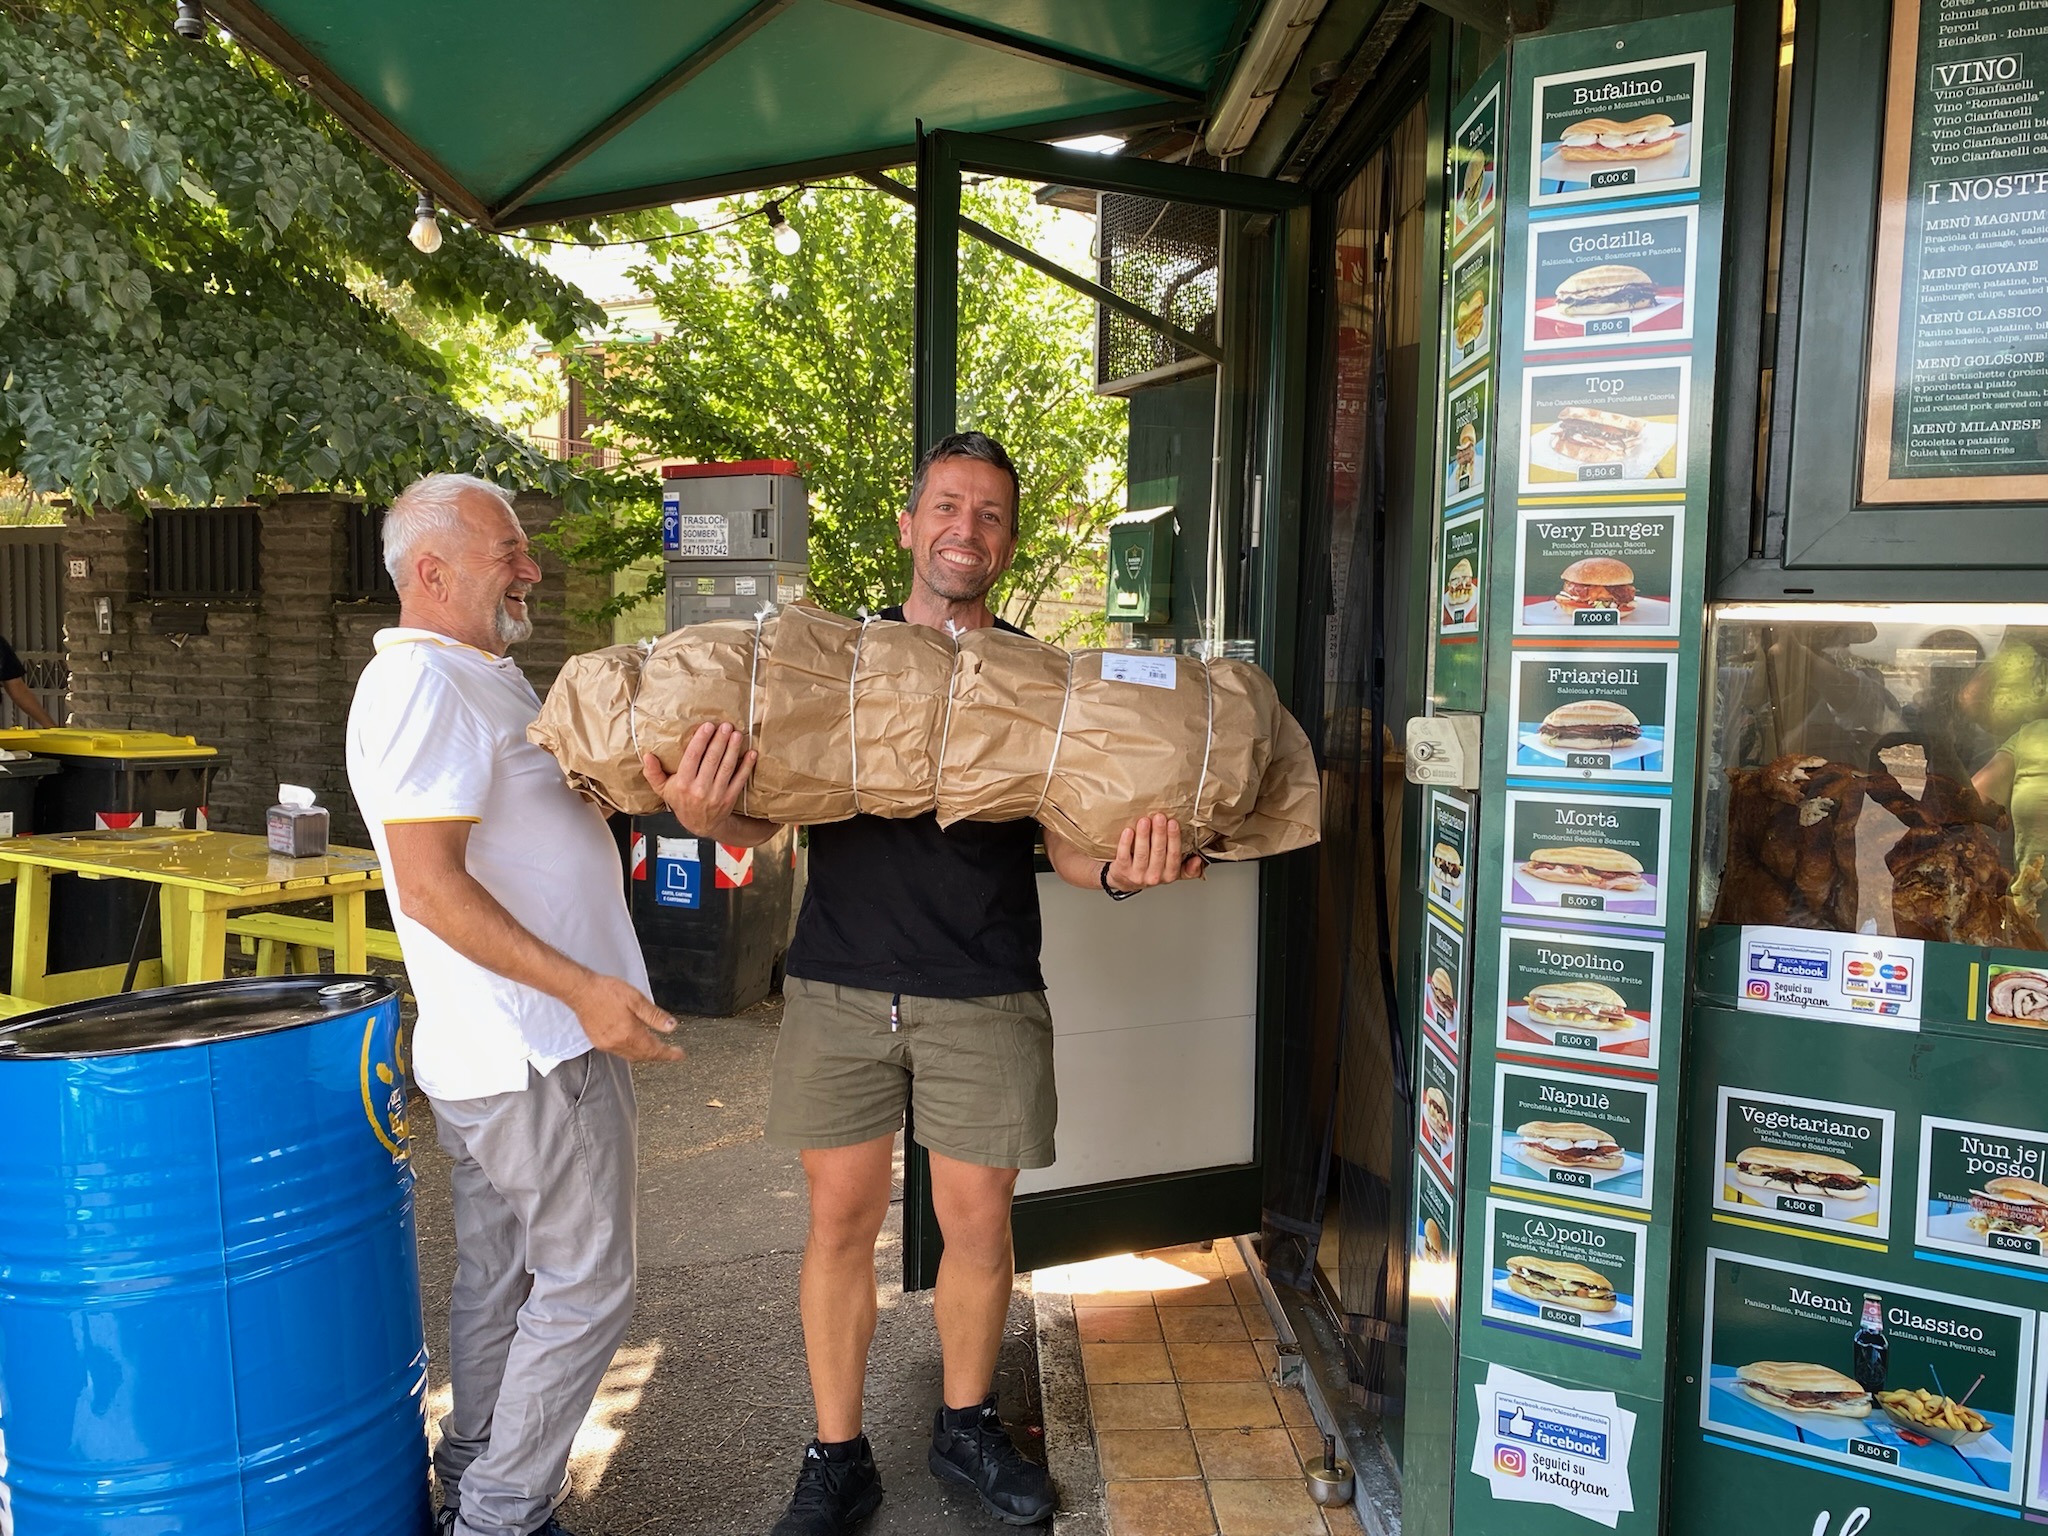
[1503,790,1670,926]
[1700,1249,2034,1506]
[1527,207,1698,348]
[1530,51,1705,206]
[1712,1086,1893,1237]
[1499,929,1663,1063]
[1493,1065,1655,1210]
[1521,360,1689,493]
[1509,652,1678,781]
[1514,507,1681,637]
[1482,1197,1646,1352]
[1917,1116,2048,1273]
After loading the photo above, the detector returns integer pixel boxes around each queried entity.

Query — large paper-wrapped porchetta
[529,603,1320,861]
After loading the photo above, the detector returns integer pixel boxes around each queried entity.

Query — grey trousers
[429,1049,638,1536]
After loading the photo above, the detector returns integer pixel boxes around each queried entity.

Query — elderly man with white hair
[345,472,682,1536]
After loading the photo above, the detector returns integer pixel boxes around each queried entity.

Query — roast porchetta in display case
[1699,605,2048,964]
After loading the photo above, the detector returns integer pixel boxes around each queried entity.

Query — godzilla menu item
[1426,788,1471,918]
[1521,360,1689,493]
[1917,1116,2048,1271]
[1502,790,1669,926]
[1864,0,2048,503]
[1438,511,1484,636]
[1450,234,1495,376]
[1446,373,1491,509]
[1452,83,1500,245]
[1499,928,1662,1063]
[1712,1088,1894,1237]
[1514,507,1681,636]
[1510,652,1677,781]
[1493,1065,1656,1209]
[1421,1033,1460,1183]
[1531,51,1706,206]
[1482,1197,1646,1352]
[1700,1251,2035,1506]
[1736,927,1925,1031]
[1423,914,1465,1050]
[1528,207,1698,348]
[1711,752,2047,950]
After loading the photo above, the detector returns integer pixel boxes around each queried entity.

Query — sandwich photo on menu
[1549,406,1644,465]
[1522,361,1686,489]
[1556,556,1636,616]
[1533,55,1701,202]
[1526,981,1632,1032]
[1537,701,1642,752]
[1557,115,1681,162]
[1422,1085,1454,1154]
[1519,845,1646,891]
[1553,263,1657,317]
[1423,1216,1448,1264]
[1514,1119,1624,1171]
[1968,1176,2048,1242]
[1733,1362,1871,1421]
[1431,839,1465,902]
[1441,557,1477,622]
[1428,966,1457,1025]
[1731,1148,1871,1203]
[1503,1255,1617,1313]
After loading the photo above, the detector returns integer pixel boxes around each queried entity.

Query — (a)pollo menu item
[1554,264,1657,317]
[1537,701,1643,752]
[1990,969,2048,1025]
[1550,407,1645,464]
[1525,981,1631,1031]
[1732,1148,1870,1202]
[1734,1362,1871,1418]
[1558,115,1680,162]
[1515,1119,1623,1171]
[1505,1255,1617,1312]
[1555,557,1638,616]
[1520,845,1646,891]
[1969,1175,2048,1239]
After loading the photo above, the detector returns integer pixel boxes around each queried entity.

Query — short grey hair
[382,473,518,585]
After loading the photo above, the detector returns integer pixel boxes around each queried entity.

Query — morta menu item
[1734,1362,1871,1419]
[1733,1148,1871,1202]
[1555,264,1656,317]
[1516,1119,1624,1171]
[1538,701,1642,753]
[1505,1255,1617,1312]
[1521,845,1646,891]
[1526,981,1632,1031]
[1970,1176,2048,1241]
[1990,968,2048,1025]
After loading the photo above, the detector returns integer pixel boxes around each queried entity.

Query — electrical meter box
[1104,506,1175,624]
[660,460,809,564]
[665,563,809,630]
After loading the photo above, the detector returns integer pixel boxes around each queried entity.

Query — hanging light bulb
[766,200,801,256]
[407,191,442,255]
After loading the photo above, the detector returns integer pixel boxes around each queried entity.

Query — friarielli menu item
[1511,652,1676,780]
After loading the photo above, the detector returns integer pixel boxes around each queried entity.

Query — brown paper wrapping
[528,604,1321,861]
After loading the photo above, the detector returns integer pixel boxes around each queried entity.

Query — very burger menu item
[1521,360,1689,493]
[1510,652,1677,781]
[1530,51,1705,206]
[1482,1197,1646,1351]
[1918,1116,2048,1272]
[1502,789,1670,926]
[1493,1064,1655,1208]
[1712,1087,1893,1237]
[1864,0,2048,503]
[1498,928,1662,1062]
[1514,508,1680,636]
[1527,207,1698,348]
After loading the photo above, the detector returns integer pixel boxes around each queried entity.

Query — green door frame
[903,128,1311,1291]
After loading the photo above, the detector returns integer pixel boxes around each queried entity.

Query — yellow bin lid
[0,728,219,760]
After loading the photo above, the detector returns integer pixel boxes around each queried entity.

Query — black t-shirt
[0,635,24,684]
[783,607,1045,998]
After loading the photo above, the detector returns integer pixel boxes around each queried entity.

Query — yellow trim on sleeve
[382,816,483,825]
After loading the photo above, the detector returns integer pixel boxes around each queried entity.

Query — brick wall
[63,492,605,844]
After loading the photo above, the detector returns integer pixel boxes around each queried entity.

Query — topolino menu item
[1498,928,1663,1064]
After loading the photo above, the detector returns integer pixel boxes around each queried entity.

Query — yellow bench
[227,912,404,975]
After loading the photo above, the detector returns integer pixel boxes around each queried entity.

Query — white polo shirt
[346,627,649,1101]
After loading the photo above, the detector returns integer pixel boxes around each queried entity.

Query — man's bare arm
[384,820,683,1062]
[643,721,780,846]
[5,677,55,730]
[1043,814,1205,894]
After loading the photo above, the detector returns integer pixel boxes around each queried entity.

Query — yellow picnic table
[0,828,399,1016]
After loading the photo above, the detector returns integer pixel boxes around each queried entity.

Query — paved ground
[408,994,1051,1536]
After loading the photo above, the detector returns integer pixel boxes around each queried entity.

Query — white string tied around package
[934,619,965,808]
[742,600,777,817]
[1032,648,1079,820]
[847,608,877,815]
[1192,653,1215,846]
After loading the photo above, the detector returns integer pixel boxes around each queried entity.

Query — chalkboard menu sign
[1864,0,2048,503]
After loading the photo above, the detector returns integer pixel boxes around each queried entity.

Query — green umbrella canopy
[207,0,1254,228]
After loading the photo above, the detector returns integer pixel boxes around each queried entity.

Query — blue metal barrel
[0,976,430,1535]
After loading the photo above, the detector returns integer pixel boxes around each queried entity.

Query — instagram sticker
[1493,1444,1528,1477]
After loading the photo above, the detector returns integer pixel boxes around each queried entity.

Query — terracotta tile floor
[1038,1243,1365,1536]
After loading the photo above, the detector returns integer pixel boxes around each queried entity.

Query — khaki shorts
[767,977,1057,1169]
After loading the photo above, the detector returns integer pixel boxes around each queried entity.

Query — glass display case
[1700,603,2048,956]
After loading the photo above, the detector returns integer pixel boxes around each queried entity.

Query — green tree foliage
[571,181,1125,635]
[0,0,627,510]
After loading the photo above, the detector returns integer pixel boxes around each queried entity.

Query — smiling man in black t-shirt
[646,431,1201,1536]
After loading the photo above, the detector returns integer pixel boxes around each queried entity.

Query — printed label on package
[1482,1196,1646,1352]
[1451,83,1500,245]
[1449,232,1496,377]
[1530,51,1706,207]
[1426,788,1471,919]
[1423,914,1466,1051]
[1446,373,1491,510]
[1416,1159,1459,1325]
[1712,1087,1895,1238]
[1498,928,1662,1064]
[1513,506,1682,638]
[1699,1249,2034,1507]
[1438,510,1485,636]
[1471,1362,1638,1527]
[1508,651,1677,782]
[1736,925,1924,1031]
[1520,359,1691,495]
[1421,1032,1461,1184]
[1100,653,1177,689]
[1526,206,1699,349]
[1916,1116,2048,1274]
[1493,1065,1656,1211]
[1502,790,1670,927]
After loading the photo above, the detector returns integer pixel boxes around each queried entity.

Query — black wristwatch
[1100,862,1136,901]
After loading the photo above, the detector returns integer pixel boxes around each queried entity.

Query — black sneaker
[770,1437,884,1536]
[927,1396,1057,1526]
